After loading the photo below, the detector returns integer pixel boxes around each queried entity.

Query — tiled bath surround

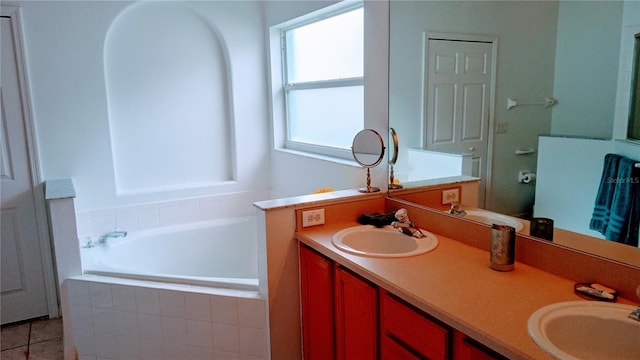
[59,190,271,359]
[63,277,267,359]
[75,191,270,242]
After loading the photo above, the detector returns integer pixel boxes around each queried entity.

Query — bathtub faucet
[98,229,127,244]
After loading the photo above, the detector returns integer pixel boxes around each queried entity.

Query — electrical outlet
[302,208,325,227]
[442,189,460,205]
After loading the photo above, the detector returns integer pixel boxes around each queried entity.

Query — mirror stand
[388,127,403,189]
[360,168,380,193]
[351,129,385,193]
[389,164,402,189]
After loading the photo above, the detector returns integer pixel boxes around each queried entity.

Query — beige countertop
[296,222,639,360]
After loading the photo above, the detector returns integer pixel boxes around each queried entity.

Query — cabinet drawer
[380,291,449,360]
[453,330,508,360]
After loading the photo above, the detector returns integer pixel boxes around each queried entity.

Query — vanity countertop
[295,222,639,360]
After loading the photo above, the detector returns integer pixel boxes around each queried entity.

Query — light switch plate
[302,208,325,227]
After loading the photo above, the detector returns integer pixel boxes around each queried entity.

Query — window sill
[616,138,640,146]
[274,148,361,168]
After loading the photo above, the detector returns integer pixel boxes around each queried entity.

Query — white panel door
[425,38,494,206]
[1,15,49,324]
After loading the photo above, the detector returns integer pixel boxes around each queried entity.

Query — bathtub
[81,216,259,291]
[70,215,268,359]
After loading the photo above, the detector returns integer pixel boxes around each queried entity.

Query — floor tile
[0,346,28,360]
[27,338,64,360]
[2,318,64,360]
[29,318,63,344]
[1,323,30,351]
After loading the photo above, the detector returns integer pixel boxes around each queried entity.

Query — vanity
[289,195,640,360]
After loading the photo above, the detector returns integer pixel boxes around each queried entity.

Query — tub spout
[99,229,127,244]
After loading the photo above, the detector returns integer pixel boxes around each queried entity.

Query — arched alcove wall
[104,1,234,195]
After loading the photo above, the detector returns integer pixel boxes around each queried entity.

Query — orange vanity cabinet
[299,244,507,360]
[334,265,378,359]
[380,290,450,359]
[299,244,334,360]
[299,244,377,359]
[452,331,508,360]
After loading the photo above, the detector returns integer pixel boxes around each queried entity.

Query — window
[274,4,364,159]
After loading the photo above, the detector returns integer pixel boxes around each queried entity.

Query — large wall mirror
[388,0,640,268]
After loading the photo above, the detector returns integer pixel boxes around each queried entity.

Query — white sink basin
[528,301,640,360]
[331,225,438,258]
[463,209,525,233]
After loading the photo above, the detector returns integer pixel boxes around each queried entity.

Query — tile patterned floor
[1,317,63,360]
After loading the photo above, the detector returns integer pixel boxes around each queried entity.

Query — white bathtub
[81,216,258,291]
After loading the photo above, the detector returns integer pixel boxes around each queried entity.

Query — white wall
[551,1,623,138]
[535,137,639,238]
[535,137,614,237]
[15,0,270,212]
[16,0,388,210]
[613,0,640,139]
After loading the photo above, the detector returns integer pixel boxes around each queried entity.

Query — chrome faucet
[448,202,467,216]
[98,229,127,244]
[391,208,426,238]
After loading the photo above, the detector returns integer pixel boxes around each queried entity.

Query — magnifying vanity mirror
[352,129,385,193]
[389,128,402,190]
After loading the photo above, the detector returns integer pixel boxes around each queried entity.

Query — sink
[463,209,525,233]
[331,225,438,258]
[528,301,640,360]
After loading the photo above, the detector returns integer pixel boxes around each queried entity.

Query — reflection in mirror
[388,128,403,189]
[352,129,385,193]
[388,0,640,267]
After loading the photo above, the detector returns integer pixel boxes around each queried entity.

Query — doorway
[423,33,497,207]
[1,6,57,324]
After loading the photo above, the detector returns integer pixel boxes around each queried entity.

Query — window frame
[270,2,364,161]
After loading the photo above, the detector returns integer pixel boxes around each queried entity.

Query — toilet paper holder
[518,170,536,184]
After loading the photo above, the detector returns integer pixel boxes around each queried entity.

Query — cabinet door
[380,291,449,360]
[299,245,334,359]
[453,330,508,360]
[334,265,378,360]
[381,334,424,360]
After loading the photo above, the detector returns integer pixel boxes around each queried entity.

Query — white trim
[1,5,60,318]
[269,1,365,160]
[274,148,360,168]
[284,141,353,161]
[275,0,363,31]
